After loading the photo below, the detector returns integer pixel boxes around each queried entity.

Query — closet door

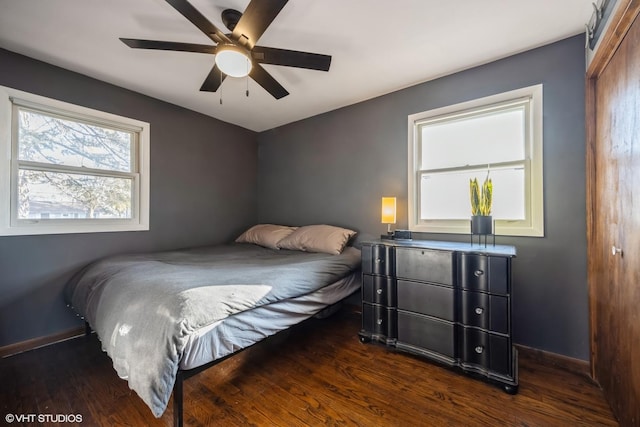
[590,10,640,426]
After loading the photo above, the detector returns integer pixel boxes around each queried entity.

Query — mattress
[179,272,360,370]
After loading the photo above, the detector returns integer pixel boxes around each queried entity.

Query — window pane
[18,109,133,172]
[420,167,525,220]
[420,107,526,170]
[17,170,132,219]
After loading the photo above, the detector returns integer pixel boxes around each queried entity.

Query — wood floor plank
[0,307,617,426]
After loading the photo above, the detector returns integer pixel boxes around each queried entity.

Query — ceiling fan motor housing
[221,9,242,32]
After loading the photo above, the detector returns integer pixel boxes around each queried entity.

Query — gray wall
[0,49,258,347]
[257,35,588,360]
[0,35,589,360]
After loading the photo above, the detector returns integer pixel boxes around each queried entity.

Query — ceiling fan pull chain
[245,61,250,97]
[220,67,224,105]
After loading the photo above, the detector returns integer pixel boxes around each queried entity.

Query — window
[408,85,543,236]
[0,86,150,235]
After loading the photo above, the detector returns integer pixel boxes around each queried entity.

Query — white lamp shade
[215,46,252,78]
[381,197,397,224]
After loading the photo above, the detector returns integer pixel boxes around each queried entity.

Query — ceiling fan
[120,0,331,99]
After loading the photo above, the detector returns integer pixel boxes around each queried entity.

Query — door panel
[592,11,640,426]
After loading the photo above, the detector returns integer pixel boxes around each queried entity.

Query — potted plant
[469,171,493,235]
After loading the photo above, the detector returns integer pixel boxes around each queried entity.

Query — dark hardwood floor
[1,307,617,426]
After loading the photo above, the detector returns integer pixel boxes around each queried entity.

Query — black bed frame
[84,321,266,426]
[83,301,345,427]
[85,321,257,427]
[172,347,243,427]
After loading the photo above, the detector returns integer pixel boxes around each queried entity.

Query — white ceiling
[0,0,593,132]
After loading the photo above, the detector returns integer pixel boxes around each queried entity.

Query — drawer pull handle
[375,258,384,264]
[473,270,484,277]
[475,346,484,354]
[376,289,383,295]
[474,307,484,315]
[377,319,383,325]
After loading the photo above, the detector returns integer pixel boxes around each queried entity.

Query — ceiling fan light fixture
[215,45,252,78]
[120,0,331,99]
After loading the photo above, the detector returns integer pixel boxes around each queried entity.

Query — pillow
[235,224,297,249]
[276,224,357,255]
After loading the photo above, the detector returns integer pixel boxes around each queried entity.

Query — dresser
[359,239,518,393]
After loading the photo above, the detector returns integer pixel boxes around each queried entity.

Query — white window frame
[0,85,150,236]
[408,85,544,237]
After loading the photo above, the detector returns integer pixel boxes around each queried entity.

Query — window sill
[410,223,544,238]
[0,222,149,236]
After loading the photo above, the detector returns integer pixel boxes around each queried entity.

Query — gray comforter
[65,243,361,417]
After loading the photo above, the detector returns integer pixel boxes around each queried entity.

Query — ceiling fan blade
[165,0,231,44]
[200,64,227,92]
[231,0,288,49]
[252,46,331,71]
[120,38,217,54]
[249,63,289,99]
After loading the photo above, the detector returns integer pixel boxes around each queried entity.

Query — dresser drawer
[459,327,511,376]
[458,254,509,295]
[362,244,394,276]
[395,247,455,285]
[460,290,508,334]
[362,275,396,306]
[397,311,456,358]
[362,303,397,338]
[397,280,454,321]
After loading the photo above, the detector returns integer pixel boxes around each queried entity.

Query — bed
[65,225,361,426]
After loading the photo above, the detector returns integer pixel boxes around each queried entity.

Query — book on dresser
[358,239,518,394]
